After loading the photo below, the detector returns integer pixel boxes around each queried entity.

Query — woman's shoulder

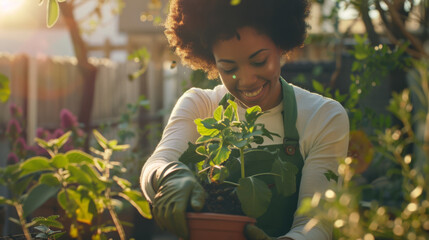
[183,84,227,102]
[292,84,346,115]
[292,84,348,134]
[174,84,228,118]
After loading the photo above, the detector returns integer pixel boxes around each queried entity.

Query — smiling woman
[0,0,25,15]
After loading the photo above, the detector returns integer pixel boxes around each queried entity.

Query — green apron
[220,77,304,237]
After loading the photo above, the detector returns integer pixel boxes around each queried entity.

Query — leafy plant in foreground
[0,130,152,240]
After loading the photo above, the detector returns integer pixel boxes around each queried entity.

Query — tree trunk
[59,2,97,151]
[360,0,380,46]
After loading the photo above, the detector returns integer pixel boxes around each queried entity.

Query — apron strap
[280,78,299,155]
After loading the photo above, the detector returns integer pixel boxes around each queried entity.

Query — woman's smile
[239,82,267,102]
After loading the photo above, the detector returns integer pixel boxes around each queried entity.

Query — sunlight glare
[0,0,25,14]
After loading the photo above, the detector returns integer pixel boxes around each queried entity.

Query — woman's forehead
[212,27,275,60]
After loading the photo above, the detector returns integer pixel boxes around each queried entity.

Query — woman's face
[212,26,283,111]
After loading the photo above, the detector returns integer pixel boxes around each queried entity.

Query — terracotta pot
[185,212,256,240]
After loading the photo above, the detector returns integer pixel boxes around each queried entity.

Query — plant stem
[103,149,126,240]
[14,203,31,240]
[240,148,245,179]
[251,172,281,178]
[107,202,126,240]
[223,181,240,187]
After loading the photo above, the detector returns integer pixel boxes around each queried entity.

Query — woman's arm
[285,100,350,240]
[140,87,222,202]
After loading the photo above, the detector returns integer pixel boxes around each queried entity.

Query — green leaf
[324,170,339,183]
[93,158,106,171]
[113,176,132,189]
[195,135,215,144]
[196,145,207,155]
[237,177,271,218]
[178,142,206,167]
[272,159,298,197]
[245,105,262,124]
[119,190,152,219]
[0,73,10,103]
[20,157,52,176]
[67,165,92,186]
[23,184,60,217]
[12,175,34,197]
[225,100,239,121]
[79,164,106,193]
[76,197,95,225]
[312,80,324,94]
[34,225,50,232]
[212,145,231,165]
[51,154,68,169]
[112,144,130,151]
[55,131,71,150]
[108,140,118,148]
[47,0,60,28]
[35,138,50,149]
[213,105,223,121]
[93,129,108,149]
[296,197,313,215]
[9,217,21,226]
[66,150,93,164]
[253,136,263,145]
[57,189,75,212]
[195,118,220,137]
[39,173,61,187]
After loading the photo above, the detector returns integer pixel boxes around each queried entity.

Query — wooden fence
[0,53,144,144]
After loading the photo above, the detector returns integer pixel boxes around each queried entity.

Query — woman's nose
[237,69,258,88]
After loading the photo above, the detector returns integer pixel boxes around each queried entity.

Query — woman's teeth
[242,86,263,97]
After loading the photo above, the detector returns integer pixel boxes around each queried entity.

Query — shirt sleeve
[284,99,350,240]
[140,87,220,202]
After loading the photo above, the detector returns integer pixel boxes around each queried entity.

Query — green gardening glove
[244,224,277,240]
[152,161,205,239]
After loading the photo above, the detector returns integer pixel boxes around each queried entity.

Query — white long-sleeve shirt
[141,83,349,240]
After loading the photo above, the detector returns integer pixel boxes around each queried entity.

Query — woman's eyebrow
[217,59,235,63]
[216,49,268,63]
[249,49,268,59]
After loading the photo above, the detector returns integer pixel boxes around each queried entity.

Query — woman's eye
[223,68,237,74]
[252,59,267,66]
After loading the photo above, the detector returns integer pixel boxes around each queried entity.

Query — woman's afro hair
[164,0,310,79]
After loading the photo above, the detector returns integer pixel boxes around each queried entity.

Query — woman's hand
[151,162,205,239]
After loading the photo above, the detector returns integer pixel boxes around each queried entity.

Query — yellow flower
[348,130,374,174]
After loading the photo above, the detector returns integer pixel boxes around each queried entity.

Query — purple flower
[52,128,65,139]
[60,109,78,130]
[9,103,23,118]
[7,152,19,165]
[14,137,29,158]
[36,127,50,139]
[6,119,22,139]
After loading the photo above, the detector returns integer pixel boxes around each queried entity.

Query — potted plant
[178,100,298,240]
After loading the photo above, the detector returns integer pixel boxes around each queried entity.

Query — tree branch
[383,0,428,57]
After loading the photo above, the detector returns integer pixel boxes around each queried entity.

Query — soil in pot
[185,183,253,240]
[199,182,244,215]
